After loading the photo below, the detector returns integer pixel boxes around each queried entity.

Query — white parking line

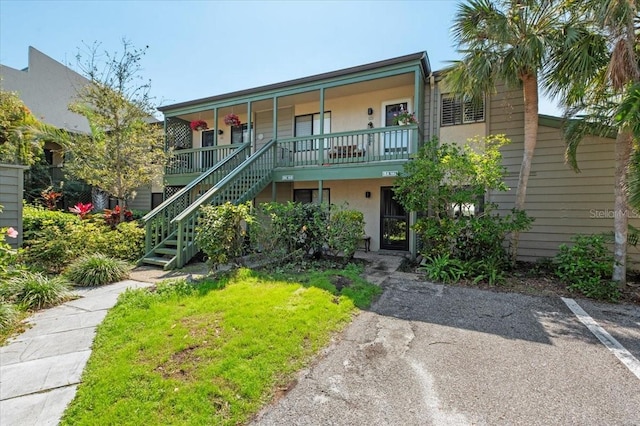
[562,297,640,380]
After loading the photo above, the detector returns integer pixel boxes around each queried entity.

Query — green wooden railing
[171,139,276,268]
[166,145,242,175]
[275,125,419,167]
[142,142,251,256]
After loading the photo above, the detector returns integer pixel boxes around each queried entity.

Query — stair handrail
[172,139,276,224]
[142,141,251,222]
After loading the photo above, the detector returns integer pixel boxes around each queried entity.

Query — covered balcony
[160,52,429,186]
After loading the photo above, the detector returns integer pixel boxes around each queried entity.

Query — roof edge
[159,52,430,112]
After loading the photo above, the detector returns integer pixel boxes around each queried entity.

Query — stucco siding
[0,47,90,133]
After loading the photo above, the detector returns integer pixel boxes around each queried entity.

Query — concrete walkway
[0,280,153,425]
[0,260,210,426]
[0,252,402,426]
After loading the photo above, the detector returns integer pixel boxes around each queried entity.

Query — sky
[0,0,560,116]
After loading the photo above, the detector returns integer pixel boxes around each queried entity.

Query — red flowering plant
[69,202,94,219]
[223,113,241,127]
[103,205,134,227]
[41,187,62,210]
[190,120,208,131]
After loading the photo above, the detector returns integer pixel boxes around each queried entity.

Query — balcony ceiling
[180,73,414,121]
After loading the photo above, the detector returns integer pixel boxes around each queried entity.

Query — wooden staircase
[140,140,276,270]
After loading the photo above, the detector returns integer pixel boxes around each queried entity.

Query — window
[294,112,331,151]
[441,95,485,126]
[202,130,216,147]
[293,189,330,205]
[231,123,249,144]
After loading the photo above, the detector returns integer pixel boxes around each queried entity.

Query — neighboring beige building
[0,47,160,212]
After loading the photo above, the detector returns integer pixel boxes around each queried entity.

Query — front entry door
[382,101,411,154]
[201,130,216,169]
[380,187,408,250]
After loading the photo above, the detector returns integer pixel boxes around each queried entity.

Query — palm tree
[547,0,639,286]
[444,0,567,262]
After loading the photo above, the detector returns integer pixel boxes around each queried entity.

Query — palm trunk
[510,73,539,264]
[612,128,633,287]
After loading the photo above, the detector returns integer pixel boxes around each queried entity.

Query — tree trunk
[612,129,633,287]
[510,73,539,264]
[118,197,126,223]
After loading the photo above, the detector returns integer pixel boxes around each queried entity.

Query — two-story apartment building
[142,51,635,270]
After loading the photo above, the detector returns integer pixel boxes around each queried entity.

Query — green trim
[160,52,429,112]
[272,160,407,182]
[164,63,425,117]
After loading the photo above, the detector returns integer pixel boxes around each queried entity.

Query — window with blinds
[441,95,484,126]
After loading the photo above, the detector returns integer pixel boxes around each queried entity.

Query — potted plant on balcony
[393,109,418,126]
[190,120,208,131]
[224,113,241,127]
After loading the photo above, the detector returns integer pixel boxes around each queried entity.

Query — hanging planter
[224,113,241,127]
[190,120,208,131]
[393,110,418,126]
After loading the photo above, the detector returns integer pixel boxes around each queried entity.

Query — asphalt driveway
[253,271,640,425]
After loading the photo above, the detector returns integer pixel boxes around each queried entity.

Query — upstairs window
[294,112,331,151]
[231,123,250,144]
[441,95,485,126]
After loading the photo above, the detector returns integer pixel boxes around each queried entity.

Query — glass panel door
[380,187,408,250]
[382,102,410,154]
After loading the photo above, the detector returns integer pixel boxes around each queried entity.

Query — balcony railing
[166,145,243,175]
[165,126,419,175]
[275,125,418,167]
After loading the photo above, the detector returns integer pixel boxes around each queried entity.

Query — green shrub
[326,205,365,261]
[5,272,72,310]
[256,202,328,258]
[20,210,145,272]
[415,207,532,265]
[65,253,131,286]
[555,234,620,301]
[422,254,466,283]
[0,301,19,332]
[196,202,253,270]
[22,204,81,243]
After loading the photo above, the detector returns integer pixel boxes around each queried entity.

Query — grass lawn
[61,264,380,425]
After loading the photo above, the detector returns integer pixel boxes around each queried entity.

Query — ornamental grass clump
[0,301,19,332]
[65,253,131,287]
[5,272,73,310]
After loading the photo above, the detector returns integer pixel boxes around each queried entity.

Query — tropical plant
[445,0,568,261]
[68,202,93,219]
[65,253,131,286]
[41,187,62,210]
[547,0,639,287]
[421,254,466,283]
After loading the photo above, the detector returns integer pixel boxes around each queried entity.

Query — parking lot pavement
[253,273,640,426]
